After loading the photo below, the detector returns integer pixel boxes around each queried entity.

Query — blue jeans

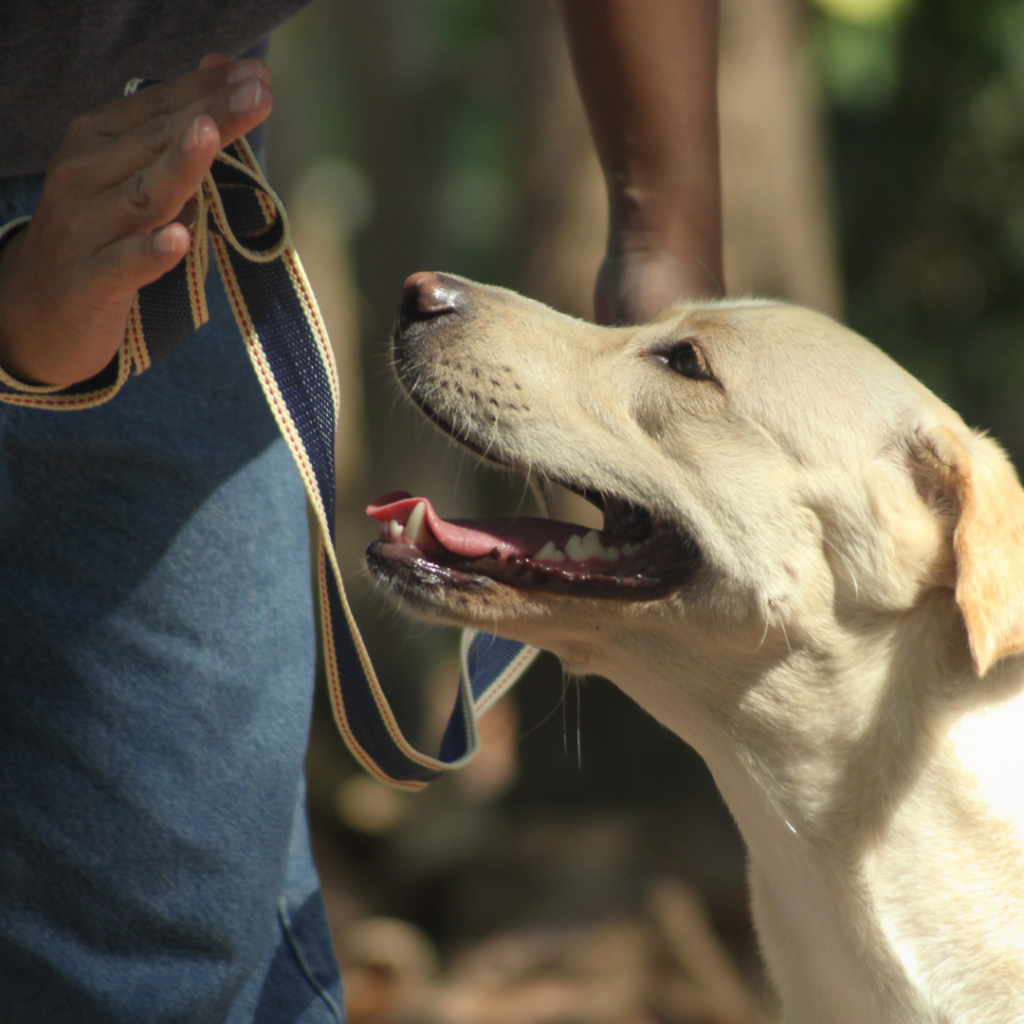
[0,176,345,1022]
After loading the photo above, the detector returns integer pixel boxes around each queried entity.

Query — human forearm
[561,0,723,320]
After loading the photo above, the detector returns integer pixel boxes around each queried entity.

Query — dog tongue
[367,491,583,559]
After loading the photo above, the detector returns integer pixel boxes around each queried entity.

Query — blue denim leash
[0,123,539,790]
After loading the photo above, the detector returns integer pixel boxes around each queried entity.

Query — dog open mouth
[364,271,701,600]
[366,485,701,599]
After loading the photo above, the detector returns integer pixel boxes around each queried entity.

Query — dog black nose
[399,272,462,326]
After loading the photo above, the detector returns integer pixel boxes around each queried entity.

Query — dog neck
[591,591,1024,1023]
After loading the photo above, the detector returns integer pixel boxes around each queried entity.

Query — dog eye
[660,340,714,382]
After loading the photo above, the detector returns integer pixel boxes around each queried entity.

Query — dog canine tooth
[405,501,429,545]
[387,519,403,542]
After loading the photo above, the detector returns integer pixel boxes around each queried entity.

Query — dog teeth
[382,504,428,546]
[535,541,566,563]
[405,501,429,545]
[565,530,604,562]
[561,529,613,562]
[533,529,649,565]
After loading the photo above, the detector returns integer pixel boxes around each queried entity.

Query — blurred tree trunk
[509,0,608,321]
[719,0,842,317]
[333,0,454,508]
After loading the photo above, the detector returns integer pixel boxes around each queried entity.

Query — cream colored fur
[379,279,1024,1022]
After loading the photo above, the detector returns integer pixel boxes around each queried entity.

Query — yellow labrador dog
[367,272,1024,1023]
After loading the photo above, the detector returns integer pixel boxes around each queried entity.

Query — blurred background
[261,1,1024,1020]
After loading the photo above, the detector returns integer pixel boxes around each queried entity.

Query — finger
[109,75,271,226]
[86,221,193,305]
[78,113,222,247]
[51,61,270,218]
[86,58,269,140]
[199,53,231,70]
[86,68,271,194]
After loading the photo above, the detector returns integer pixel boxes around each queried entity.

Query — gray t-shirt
[0,0,310,178]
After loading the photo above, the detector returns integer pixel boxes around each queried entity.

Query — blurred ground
[261,0,1024,1018]
[307,659,779,1022]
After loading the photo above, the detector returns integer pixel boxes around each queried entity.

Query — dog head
[367,272,1024,681]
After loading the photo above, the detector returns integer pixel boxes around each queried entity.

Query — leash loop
[203,150,290,263]
[0,116,540,787]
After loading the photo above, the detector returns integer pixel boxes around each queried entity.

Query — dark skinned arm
[560,0,723,324]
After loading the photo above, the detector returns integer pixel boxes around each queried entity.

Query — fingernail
[229,79,264,116]
[227,61,269,85]
[154,226,183,255]
[180,115,216,154]
[180,117,201,154]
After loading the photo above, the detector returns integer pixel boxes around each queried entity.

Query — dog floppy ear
[916,425,1024,676]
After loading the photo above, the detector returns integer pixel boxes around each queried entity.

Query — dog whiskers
[518,671,572,742]
[823,535,860,599]
[754,612,771,655]
[562,673,569,758]
[558,673,584,768]
[760,598,792,656]
[575,675,582,769]
[511,467,536,521]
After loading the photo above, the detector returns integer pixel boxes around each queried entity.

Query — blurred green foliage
[269,0,523,289]
[271,0,1024,466]
[819,0,1024,463]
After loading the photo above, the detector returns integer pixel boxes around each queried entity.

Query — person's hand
[0,56,273,387]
